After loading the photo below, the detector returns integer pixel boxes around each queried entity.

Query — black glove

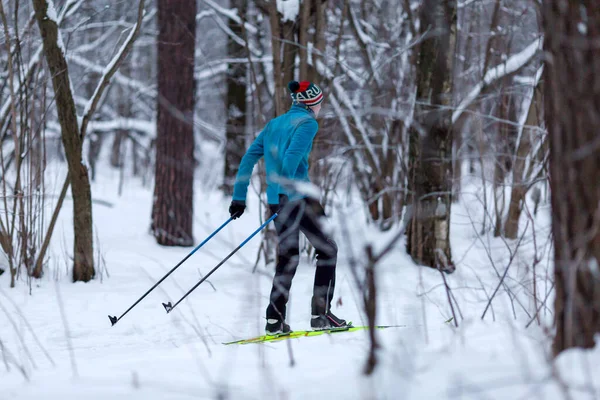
[279,194,289,207]
[306,198,326,217]
[229,200,246,219]
[273,194,289,214]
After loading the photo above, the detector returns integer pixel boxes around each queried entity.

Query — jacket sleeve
[279,118,318,193]
[232,127,266,201]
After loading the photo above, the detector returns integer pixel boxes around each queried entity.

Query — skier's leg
[266,201,302,322]
[298,200,345,327]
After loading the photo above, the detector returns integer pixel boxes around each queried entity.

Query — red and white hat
[288,80,324,107]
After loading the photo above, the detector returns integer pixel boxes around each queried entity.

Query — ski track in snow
[1,161,599,400]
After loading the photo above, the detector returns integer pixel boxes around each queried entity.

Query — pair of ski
[224,323,405,345]
[225,317,455,345]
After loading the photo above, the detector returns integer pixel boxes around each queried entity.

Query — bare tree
[0,1,46,285]
[31,0,95,281]
[504,74,546,239]
[260,0,297,117]
[452,0,541,230]
[406,0,457,272]
[222,0,248,196]
[344,1,409,229]
[492,91,518,237]
[542,0,600,355]
[29,0,145,281]
[151,0,196,246]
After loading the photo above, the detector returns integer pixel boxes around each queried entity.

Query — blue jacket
[232,104,318,205]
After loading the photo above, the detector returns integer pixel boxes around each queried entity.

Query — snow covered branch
[314,57,380,174]
[0,1,21,146]
[515,66,544,147]
[47,118,155,138]
[0,0,82,131]
[80,0,146,140]
[67,54,156,97]
[452,38,542,124]
[208,9,263,57]
[201,0,258,34]
[65,56,238,103]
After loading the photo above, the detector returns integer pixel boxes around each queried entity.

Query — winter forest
[1,0,599,398]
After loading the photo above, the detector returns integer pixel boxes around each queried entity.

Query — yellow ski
[223,324,404,345]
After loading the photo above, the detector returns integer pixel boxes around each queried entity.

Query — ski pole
[162,213,278,314]
[108,217,234,326]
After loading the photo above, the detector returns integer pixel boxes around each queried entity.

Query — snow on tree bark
[151,0,196,246]
[542,0,600,355]
[31,0,95,282]
[406,0,456,272]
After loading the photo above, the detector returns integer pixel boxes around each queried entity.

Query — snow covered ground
[1,162,599,400]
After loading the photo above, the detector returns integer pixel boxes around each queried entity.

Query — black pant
[266,197,338,321]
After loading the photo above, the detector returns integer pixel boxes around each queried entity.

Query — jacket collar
[289,103,315,117]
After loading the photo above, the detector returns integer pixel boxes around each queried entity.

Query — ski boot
[310,296,349,330]
[310,311,349,330]
[265,318,292,335]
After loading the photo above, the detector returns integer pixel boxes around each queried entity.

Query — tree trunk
[542,0,600,356]
[268,2,285,116]
[267,1,301,116]
[309,0,326,82]
[298,0,312,79]
[110,131,126,168]
[452,119,463,203]
[493,91,517,237]
[504,82,542,239]
[32,0,95,281]
[222,0,248,196]
[110,45,132,171]
[88,132,104,181]
[85,70,102,182]
[151,0,196,247]
[282,19,297,89]
[406,0,456,273]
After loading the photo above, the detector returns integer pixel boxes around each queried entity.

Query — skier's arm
[279,118,318,192]
[232,128,266,201]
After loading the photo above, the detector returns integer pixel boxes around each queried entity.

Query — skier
[228,80,348,335]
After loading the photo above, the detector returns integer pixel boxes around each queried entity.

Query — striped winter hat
[288,80,324,107]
